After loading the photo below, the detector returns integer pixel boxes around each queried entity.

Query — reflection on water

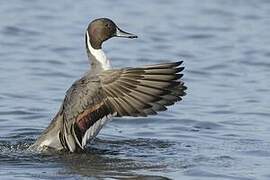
[1,0,270,179]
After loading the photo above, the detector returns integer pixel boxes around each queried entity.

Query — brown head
[86,18,137,49]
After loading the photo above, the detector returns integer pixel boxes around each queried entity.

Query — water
[1,0,270,179]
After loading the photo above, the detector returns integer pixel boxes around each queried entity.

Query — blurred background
[0,0,270,179]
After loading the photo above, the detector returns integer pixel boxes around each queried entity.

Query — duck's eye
[105,24,109,27]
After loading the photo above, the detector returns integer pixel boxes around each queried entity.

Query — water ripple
[1,0,270,179]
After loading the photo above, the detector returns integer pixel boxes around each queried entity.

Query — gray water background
[0,0,270,179]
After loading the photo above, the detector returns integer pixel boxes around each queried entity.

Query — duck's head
[86,18,137,49]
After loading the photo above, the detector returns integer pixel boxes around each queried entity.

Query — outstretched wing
[61,61,186,152]
[100,61,186,117]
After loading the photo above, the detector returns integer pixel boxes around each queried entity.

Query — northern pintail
[30,18,187,152]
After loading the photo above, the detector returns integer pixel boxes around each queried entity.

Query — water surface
[1,0,270,179]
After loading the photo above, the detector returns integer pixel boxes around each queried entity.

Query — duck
[29,18,187,152]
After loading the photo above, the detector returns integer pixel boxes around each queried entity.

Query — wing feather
[99,61,186,117]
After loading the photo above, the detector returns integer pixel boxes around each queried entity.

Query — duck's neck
[85,31,111,74]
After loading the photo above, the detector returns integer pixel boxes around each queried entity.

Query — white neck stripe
[86,31,111,70]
